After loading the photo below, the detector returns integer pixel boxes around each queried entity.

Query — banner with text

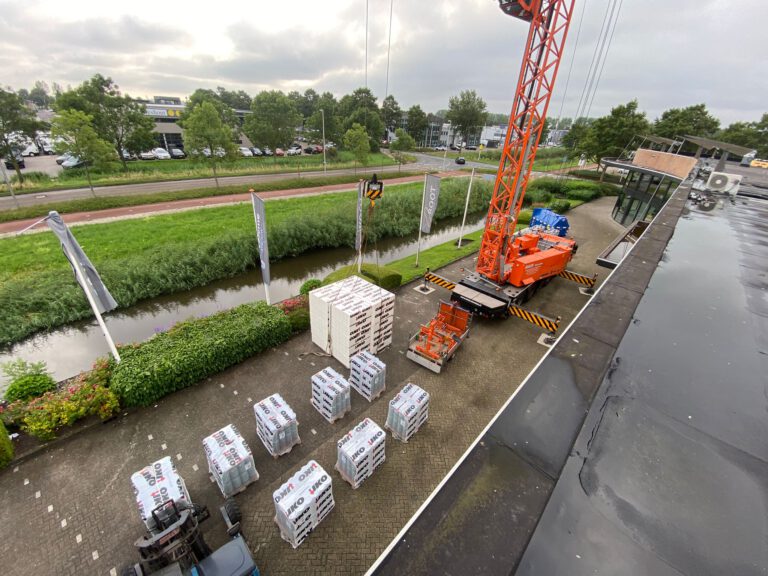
[420,174,442,234]
[251,193,271,285]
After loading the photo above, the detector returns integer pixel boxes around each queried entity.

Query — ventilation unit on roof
[706,172,742,196]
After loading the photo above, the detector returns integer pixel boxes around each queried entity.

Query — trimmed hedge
[300,279,322,295]
[0,420,12,469]
[4,373,57,403]
[547,199,571,213]
[323,263,403,291]
[111,302,292,407]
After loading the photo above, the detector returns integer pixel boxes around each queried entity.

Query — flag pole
[458,168,475,248]
[357,180,364,273]
[264,283,272,306]
[415,173,427,267]
[70,255,121,363]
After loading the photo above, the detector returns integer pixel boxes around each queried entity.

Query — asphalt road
[0,160,440,211]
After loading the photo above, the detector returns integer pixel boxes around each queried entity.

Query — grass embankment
[423,147,580,172]
[6,152,398,195]
[0,177,493,346]
[0,171,427,224]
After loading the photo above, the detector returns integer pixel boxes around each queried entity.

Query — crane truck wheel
[224,498,242,525]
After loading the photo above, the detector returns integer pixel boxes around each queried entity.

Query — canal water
[0,213,486,389]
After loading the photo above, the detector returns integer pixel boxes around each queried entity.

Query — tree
[390,128,416,165]
[446,90,488,148]
[0,89,46,183]
[381,95,402,134]
[51,109,114,196]
[298,89,319,119]
[717,114,768,157]
[181,101,237,188]
[244,90,302,156]
[575,100,650,161]
[339,88,384,151]
[653,104,720,139]
[215,87,251,110]
[54,75,157,169]
[561,121,589,151]
[184,88,240,133]
[406,105,428,144]
[29,81,52,108]
[343,123,370,168]
[306,92,342,145]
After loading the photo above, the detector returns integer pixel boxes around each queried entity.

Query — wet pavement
[370,186,768,575]
[0,198,622,575]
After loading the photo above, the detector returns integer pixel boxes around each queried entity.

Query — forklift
[121,498,259,576]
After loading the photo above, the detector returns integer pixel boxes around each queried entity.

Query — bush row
[110,301,292,407]
[322,263,403,291]
[0,420,12,468]
[2,177,491,346]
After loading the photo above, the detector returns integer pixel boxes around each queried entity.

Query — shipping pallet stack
[311,367,352,423]
[254,393,301,458]
[385,383,430,443]
[202,423,259,498]
[309,276,395,367]
[273,460,335,548]
[349,350,387,402]
[335,418,386,489]
[131,456,191,533]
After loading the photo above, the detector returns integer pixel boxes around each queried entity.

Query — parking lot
[0,197,624,576]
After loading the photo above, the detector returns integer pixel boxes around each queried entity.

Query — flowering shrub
[278,295,308,314]
[277,295,310,332]
[19,382,120,441]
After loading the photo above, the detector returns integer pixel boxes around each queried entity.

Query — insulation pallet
[309,277,396,367]
[131,456,191,533]
[311,367,352,423]
[385,383,430,443]
[253,393,301,458]
[335,418,386,489]
[349,351,387,402]
[202,423,259,498]
[273,460,335,548]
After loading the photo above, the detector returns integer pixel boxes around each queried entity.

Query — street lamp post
[320,108,327,173]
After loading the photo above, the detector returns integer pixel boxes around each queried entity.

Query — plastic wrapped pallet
[253,394,301,458]
[309,277,395,367]
[349,350,387,402]
[385,383,430,442]
[202,424,259,497]
[131,456,191,533]
[273,460,335,548]
[311,367,352,423]
[336,418,386,489]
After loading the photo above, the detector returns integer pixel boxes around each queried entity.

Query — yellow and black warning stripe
[424,272,456,291]
[558,269,597,288]
[507,305,560,333]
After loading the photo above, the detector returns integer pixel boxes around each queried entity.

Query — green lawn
[422,147,579,172]
[6,152,398,195]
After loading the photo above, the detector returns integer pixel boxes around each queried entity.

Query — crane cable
[584,0,624,119]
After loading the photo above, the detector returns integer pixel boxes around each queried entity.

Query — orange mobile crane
[409,0,596,371]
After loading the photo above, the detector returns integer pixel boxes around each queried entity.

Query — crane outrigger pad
[558,269,597,288]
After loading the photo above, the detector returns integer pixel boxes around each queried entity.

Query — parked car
[466,145,477,151]
[455,157,466,165]
[313,145,324,153]
[120,149,137,161]
[262,147,273,157]
[303,146,315,155]
[153,148,171,160]
[55,153,72,165]
[170,148,186,159]
[434,145,447,151]
[62,155,86,169]
[275,148,285,157]
[4,154,25,170]
[286,147,301,156]
[239,146,253,157]
[325,142,336,149]
[250,147,263,157]
[21,143,40,157]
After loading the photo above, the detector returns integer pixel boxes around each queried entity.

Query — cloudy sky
[0,0,765,125]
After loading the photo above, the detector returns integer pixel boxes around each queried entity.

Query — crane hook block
[365,174,384,202]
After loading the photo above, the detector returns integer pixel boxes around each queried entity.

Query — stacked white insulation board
[385,383,430,442]
[349,350,387,401]
[336,418,386,489]
[131,456,191,532]
[311,367,352,423]
[273,460,335,548]
[202,424,259,497]
[254,393,301,457]
[309,276,395,367]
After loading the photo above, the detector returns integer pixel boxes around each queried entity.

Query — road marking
[110,568,117,576]
[47,505,53,513]
[311,429,317,435]
[219,383,225,389]
[13,466,18,473]
[61,519,67,528]
[92,550,99,560]
[76,534,82,544]
[233,390,238,396]
[147,434,153,441]
[176,453,182,461]
[35,491,40,499]
[193,464,199,472]
[161,443,167,450]
[248,397,253,403]
[23,478,29,485]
